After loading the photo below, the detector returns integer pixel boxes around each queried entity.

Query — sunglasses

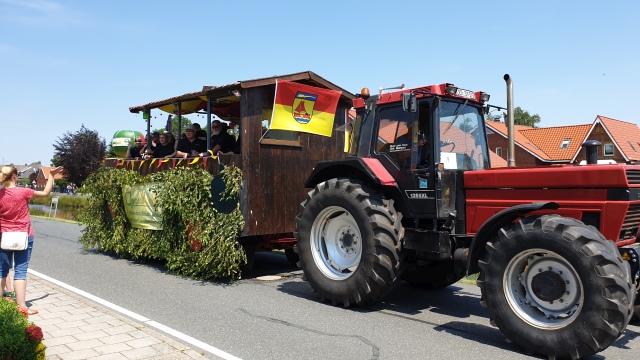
[134,140,142,143]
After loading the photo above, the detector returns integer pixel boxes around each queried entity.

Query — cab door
[373,102,436,216]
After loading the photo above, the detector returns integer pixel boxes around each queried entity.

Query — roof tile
[519,124,591,161]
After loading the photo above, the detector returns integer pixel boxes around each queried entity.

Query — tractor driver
[394,122,426,169]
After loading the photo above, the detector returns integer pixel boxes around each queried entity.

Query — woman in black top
[126,137,144,159]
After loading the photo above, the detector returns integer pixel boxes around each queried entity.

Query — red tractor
[294,75,639,359]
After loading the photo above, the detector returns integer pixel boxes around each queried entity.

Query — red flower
[17,305,29,318]
[26,325,43,341]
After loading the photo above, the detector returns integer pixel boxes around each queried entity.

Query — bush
[77,165,246,280]
[0,297,45,360]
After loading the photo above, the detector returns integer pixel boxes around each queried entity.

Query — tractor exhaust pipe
[504,74,515,167]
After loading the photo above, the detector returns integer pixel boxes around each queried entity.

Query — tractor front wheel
[294,178,404,307]
[478,215,633,359]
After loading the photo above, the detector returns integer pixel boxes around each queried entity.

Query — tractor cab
[348,84,490,222]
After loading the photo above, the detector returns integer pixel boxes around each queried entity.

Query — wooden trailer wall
[239,84,349,237]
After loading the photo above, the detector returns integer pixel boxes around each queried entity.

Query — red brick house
[36,166,65,190]
[487,115,640,166]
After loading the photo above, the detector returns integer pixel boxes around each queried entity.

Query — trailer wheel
[401,260,462,289]
[239,241,256,274]
[295,178,403,307]
[478,215,633,359]
[284,248,299,267]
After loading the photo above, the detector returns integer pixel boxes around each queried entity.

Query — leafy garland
[78,166,245,280]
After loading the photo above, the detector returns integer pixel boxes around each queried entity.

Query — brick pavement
[25,274,210,360]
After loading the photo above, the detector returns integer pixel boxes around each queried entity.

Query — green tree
[50,155,62,167]
[52,125,106,186]
[485,111,502,122]
[169,116,192,136]
[106,143,118,158]
[514,106,541,128]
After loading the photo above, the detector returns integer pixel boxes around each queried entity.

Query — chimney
[582,140,601,165]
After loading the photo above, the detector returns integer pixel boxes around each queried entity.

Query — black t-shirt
[176,138,206,156]
[153,143,175,158]
[128,146,143,159]
[211,132,237,153]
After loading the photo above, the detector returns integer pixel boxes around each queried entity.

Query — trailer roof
[128,70,355,118]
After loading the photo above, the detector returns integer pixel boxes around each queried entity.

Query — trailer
[108,71,354,269]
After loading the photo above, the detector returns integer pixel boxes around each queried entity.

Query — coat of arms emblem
[292,91,318,124]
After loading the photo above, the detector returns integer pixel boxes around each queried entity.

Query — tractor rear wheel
[401,260,462,289]
[633,291,640,322]
[294,178,404,307]
[478,215,633,359]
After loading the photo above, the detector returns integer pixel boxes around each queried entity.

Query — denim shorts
[0,236,34,280]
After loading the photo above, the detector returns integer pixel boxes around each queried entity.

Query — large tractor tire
[633,288,640,322]
[478,215,633,359]
[401,260,462,289]
[294,178,404,307]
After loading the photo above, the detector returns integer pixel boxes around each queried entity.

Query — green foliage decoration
[77,165,245,280]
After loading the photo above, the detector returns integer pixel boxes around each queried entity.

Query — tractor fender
[304,158,397,189]
[466,201,560,275]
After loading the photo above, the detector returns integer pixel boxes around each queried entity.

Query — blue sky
[1,0,639,166]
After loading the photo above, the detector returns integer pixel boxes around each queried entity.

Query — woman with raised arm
[0,165,62,314]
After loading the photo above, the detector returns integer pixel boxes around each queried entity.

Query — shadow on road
[611,326,640,350]
[372,282,488,318]
[84,247,300,285]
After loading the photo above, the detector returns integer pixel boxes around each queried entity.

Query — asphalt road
[27,218,640,359]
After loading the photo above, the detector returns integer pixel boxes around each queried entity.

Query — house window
[560,139,570,149]
[604,143,614,156]
[495,147,502,157]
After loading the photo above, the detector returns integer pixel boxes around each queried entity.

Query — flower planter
[0,297,46,360]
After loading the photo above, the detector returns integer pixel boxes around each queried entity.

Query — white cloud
[0,0,86,27]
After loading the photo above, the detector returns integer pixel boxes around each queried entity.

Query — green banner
[122,184,163,230]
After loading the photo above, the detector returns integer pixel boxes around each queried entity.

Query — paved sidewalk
[25,274,210,360]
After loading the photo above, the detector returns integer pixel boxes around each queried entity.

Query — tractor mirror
[402,92,417,112]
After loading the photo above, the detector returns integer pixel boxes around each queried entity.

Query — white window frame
[560,139,570,149]
[604,143,614,157]
[495,147,502,157]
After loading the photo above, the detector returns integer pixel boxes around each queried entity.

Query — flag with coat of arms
[270,80,341,137]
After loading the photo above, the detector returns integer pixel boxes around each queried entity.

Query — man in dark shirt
[192,123,207,141]
[176,125,206,158]
[152,132,176,158]
[210,120,237,154]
